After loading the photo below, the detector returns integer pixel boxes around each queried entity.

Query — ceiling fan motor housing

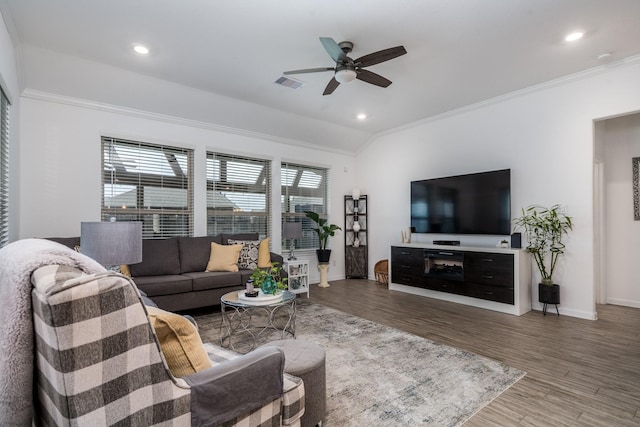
[339,41,354,54]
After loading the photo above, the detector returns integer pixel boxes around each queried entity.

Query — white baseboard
[606,298,640,309]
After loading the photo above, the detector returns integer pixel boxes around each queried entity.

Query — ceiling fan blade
[323,77,340,95]
[320,37,347,63]
[355,46,407,67]
[356,69,392,88]
[284,67,335,75]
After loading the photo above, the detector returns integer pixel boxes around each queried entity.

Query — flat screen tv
[410,169,511,235]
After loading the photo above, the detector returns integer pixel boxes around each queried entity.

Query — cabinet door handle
[483,291,494,295]
[439,251,454,256]
[482,275,494,279]
[401,265,411,269]
[401,251,410,255]
[481,258,494,262]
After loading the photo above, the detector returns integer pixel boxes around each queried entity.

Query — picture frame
[634,157,640,221]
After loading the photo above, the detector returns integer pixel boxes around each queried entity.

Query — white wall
[18,92,357,282]
[0,9,21,242]
[358,58,640,319]
[601,113,640,307]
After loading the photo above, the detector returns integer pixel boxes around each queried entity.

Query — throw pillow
[258,237,272,268]
[228,239,261,270]
[120,264,132,277]
[205,242,243,272]
[146,306,212,377]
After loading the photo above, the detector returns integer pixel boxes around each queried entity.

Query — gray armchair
[31,263,305,426]
[0,238,304,426]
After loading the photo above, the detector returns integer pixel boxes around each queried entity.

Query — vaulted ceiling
[2,0,640,152]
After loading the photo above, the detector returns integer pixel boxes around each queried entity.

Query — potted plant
[250,262,288,295]
[513,204,573,313]
[304,211,341,263]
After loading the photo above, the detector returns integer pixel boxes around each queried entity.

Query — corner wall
[357,59,640,319]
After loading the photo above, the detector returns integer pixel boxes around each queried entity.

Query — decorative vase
[260,276,277,295]
[352,220,361,233]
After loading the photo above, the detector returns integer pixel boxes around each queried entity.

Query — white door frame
[593,160,607,305]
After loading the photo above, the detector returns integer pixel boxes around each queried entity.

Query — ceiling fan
[283,37,407,95]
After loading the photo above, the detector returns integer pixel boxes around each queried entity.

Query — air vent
[275,76,305,89]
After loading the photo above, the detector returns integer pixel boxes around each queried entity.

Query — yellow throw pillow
[147,306,212,377]
[120,264,131,277]
[258,237,272,268]
[205,242,243,272]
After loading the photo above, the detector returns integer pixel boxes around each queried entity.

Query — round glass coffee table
[220,290,296,353]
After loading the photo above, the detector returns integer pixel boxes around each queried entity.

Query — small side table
[317,263,330,288]
[285,259,310,298]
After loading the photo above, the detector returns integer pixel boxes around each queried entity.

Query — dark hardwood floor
[308,279,640,426]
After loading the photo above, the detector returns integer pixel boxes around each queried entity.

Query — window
[207,152,271,238]
[102,137,193,238]
[281,162,328,250]
[0,88,9,247]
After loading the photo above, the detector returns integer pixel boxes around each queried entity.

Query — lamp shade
[283,222,303,239]
[81,221,143,266]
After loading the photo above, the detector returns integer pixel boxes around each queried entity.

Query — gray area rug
[194,301,525,426]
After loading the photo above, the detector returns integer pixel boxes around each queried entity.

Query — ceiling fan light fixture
[335,68,357,83]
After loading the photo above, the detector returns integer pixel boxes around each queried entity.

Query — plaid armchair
[30,264,305,426]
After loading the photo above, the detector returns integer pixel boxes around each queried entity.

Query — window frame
[281,162,329,251]
[101,137,194,239]
[206,152,271,239]
[0,88,9,247]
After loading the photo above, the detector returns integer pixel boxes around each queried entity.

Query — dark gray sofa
[48,233,284,312]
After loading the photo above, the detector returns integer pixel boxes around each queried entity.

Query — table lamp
[283,222,303,260]
[81,221,143,268]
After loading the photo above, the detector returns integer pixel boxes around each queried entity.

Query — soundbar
[432,240,461,246]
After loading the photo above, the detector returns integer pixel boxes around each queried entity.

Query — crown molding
[361,53,640,152]
[20,88,355,157]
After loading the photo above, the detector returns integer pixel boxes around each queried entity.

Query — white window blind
[102,137,194,238]
[281,162,329,250]
[206,152,271,239]
[0,88,9,247]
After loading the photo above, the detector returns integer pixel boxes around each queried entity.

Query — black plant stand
[539,283,560,316]
[542,302,559,316]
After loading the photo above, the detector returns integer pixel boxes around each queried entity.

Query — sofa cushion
[146,306,212,377]
[134,275,193,296]
[221,233,259,245]
[206,242,242,272]
[258,238,272,268]
[184,271,244,291]
[129,238,181,277]
[228,239,261,270]
[178,235,223,273]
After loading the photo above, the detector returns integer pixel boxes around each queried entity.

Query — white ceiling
[2,0,640,151]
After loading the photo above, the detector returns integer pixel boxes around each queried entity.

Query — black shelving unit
[344,194,368,278]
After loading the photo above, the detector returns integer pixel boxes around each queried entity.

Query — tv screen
[411,169,511,235]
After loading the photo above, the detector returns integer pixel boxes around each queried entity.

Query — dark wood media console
[390,244,532,316]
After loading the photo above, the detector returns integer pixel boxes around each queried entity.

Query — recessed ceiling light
[357,113,367,120]
[132,44,150,55]
[564,31,584,42]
